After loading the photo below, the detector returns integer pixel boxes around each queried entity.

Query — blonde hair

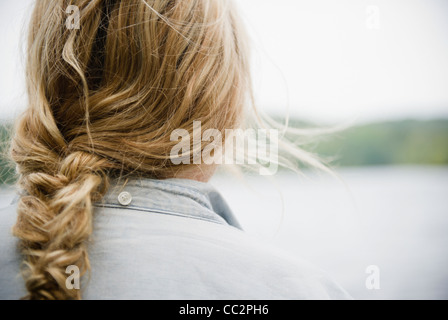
[10,0,326,300]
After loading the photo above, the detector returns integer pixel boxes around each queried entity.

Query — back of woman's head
[11,0,251,300]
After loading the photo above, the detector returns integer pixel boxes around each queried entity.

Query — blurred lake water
[1,166,447,299]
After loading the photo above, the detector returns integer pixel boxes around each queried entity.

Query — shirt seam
[92,203,227,226]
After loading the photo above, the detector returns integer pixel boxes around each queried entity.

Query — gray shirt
[0,178,352,299]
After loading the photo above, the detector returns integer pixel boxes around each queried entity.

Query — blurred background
[1,0,448,299]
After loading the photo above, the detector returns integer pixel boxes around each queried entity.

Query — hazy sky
[1,0,448,123]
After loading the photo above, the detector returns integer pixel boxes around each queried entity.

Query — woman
[0,0,351,300]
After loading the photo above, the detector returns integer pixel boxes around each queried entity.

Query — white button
[117,191,132,206]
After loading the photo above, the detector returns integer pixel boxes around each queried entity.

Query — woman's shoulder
[188,220,353,300]
[88,206,352,299]
[0,202,352,300]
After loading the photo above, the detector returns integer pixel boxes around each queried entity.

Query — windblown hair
[10,0,326,300]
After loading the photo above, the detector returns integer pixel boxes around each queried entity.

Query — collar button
[117,191,132,206]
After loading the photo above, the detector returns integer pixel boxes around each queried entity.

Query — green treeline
[1,119,448,184]
[313,119,448,167]
[0,122,14,185]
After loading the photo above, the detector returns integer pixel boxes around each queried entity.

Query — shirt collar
[95,177,243,230]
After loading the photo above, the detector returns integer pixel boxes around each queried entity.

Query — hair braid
[13,150,109,300]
